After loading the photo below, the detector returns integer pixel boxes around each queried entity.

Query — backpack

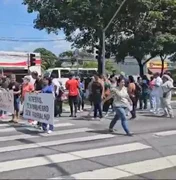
[135,83,142,96]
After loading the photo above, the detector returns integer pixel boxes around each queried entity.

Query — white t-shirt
[29,75,36,85]
[161,80,173,99]
[153,76,163,97]
[52,78,60,95]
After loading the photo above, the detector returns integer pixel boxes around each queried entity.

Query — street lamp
[102,0,127,75]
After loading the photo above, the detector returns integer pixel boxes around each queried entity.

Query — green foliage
[34,48,58,70]
[24,0,176,75]
[82,60,119,73]
[83,61,98,68]
[115,0,176,75]
[59,51,73,58]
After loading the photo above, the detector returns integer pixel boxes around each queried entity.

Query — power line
[0,22,34,27]
[0,38,66,42]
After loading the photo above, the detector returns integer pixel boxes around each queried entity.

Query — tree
[23,0,176,75]
[23,0,151,74]
[34,48,58,70]
[115,0,176,76]
[59,51,73,58]
[83,61,97,68]
[153,33,176,76]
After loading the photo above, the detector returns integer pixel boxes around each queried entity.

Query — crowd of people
[0,70,175,135]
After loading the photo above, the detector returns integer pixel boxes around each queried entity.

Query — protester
[31,71,43,126]
[141,75,150,109]
[153,72,163,114]
[66,73,79,117]
[161,74,175,118]
[22,76,34,120]
[149,76,156,111]
[8,74,21,123]
[41,77,55,133]
[78,78,85,111]
[57,82,64,117]
[91,74,103,119]
[103,75,111,117]
[104,77,133,136]
[135,77,142,109]
[128,75,136,119]
[0,76,9,119]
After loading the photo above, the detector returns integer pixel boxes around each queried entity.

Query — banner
[0,89,14,113]
[23,93,54,125]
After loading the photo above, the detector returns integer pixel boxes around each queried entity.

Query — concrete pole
[102,0,127,75]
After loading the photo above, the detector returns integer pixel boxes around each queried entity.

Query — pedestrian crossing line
[0,123,74,133]
[0,128,93,142]
[0,124,10,127]
[52,155,176,179]
[0,142,151,173]
[0,134,115,153]
[154,130,176,137]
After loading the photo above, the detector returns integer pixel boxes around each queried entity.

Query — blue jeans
[94,102,102,118]
[109,107,130,134]
[42,123,54,131]
[0,111,6,116]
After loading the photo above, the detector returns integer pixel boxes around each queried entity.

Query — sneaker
[104,113,109,117]
[47,130,53,134]
[161,114,168,117]
[109,129,114,133]
[169,114,174,119]
[126,132,133,136]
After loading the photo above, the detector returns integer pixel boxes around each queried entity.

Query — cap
[23,76,31,81]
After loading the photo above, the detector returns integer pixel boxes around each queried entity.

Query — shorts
[14,98,20,112]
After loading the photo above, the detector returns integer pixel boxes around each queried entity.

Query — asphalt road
[0,103,176,179]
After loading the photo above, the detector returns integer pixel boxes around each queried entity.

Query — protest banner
[0,89,14,113]
[23,93,54,125]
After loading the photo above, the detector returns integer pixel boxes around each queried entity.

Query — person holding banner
[41,77,55,134]
[21,76,34,124]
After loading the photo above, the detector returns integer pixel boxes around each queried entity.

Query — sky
[0,0,72,55]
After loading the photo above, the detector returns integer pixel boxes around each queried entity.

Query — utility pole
[73,49,79,76]
[102,0,127,75]
[27,53,30,74]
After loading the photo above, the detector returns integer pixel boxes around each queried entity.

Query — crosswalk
[0,118,176,179]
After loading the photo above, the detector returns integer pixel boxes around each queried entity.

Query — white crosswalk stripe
[0,122,73,133]
[0,119,176,179]
[52,155,176,179]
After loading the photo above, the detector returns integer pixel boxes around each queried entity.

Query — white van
[44,67,97,87]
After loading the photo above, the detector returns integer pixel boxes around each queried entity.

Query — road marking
[0,142,151,173]
[154,130,176,137]
[0,134,115,153]
[0,123,74,133]
[53,155,176,179]
[0,128,93,142]
[0,124,10,127]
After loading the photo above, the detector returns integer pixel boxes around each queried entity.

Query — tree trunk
[97,37,103,75]
[137,59,144,77]
[160,58,164,77]
[98,58,102,74]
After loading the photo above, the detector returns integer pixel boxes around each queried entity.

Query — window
[51,70,59,78]
[88,70,97,77]
[61,70,70,78]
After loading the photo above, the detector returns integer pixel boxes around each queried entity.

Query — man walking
[66,73,79,117]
